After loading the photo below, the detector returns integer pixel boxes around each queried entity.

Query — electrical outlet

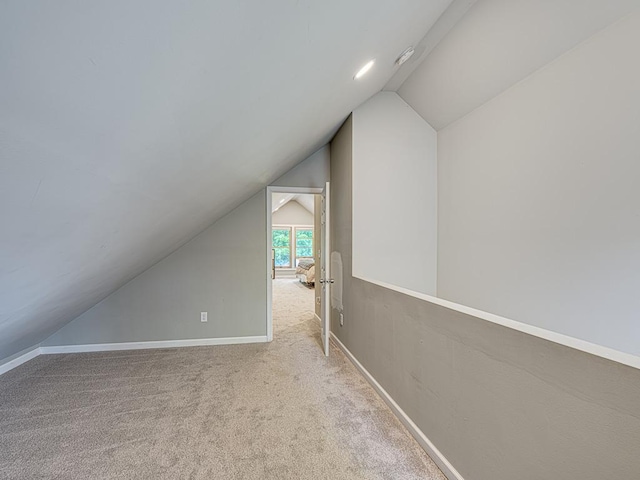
[340,313,344,326]
[316,297,321,305]
[200,312,208,322]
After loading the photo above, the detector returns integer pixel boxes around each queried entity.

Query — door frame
[266,186,323,341]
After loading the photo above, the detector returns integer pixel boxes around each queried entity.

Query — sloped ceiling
[398,0,639,130]
[272,193,296,213]
[294,195,315,214]
[0,0,453,360]
[271,194,314,214]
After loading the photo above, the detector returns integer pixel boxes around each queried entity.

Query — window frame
[272,224,314,269]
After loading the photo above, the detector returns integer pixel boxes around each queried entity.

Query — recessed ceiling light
[354,60,375,80]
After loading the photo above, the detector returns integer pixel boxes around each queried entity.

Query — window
[295,228,313,259]
[272,228,291,267]
[272,226,314,268]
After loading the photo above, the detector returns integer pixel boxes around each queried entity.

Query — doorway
[266,184,331,356]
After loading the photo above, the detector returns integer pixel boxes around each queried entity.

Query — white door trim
[320,181,331,356]
[266,186,323,342]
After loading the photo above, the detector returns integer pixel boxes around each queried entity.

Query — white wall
[352,92,437,295]
[272,200,313,225]
[434,12,640,356]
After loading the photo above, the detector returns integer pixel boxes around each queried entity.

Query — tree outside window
[272,228,291,267]
[295,228,313,259]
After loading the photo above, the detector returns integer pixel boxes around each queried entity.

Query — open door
[319,181,332,356]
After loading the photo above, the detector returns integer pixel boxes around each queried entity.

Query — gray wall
[44,147,330,347]
[330,115,353,338]
[271,145,330,188]
[330,114,640,480]
[44,192,267,345]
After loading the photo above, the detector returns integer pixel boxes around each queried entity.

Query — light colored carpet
[0,278,445,479]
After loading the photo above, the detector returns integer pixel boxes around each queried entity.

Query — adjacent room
[271,193,316,282]
[270,192,321,348]
[1,1,639,479]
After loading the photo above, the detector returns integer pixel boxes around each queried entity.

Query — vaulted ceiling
[271,193,314,214]
[0,0,453,360]
[398,0,639,129]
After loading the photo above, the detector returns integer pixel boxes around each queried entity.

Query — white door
[320,181,331,356]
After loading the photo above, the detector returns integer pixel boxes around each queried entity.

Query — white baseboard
[314,313,321,323]
[2,336,269,377]
[330,332,464,480]
[0,346,41,376]
[39,336,269,354]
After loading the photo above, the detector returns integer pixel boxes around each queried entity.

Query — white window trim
[272,224,314,268]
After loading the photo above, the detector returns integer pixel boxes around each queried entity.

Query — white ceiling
[295,195,315,214]
[0,0,453,359]
[272,193,314,214]
[272,193,295,213]
[399,0,639,130]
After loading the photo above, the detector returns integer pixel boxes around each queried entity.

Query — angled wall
[43,147,329,348]
[352,92,438,296]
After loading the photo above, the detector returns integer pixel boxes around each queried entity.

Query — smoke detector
[395,47,415,66]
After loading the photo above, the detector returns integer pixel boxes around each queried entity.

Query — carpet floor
[0,279,445,479]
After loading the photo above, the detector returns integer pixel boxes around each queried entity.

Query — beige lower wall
[345,280,640,480]
[330,115,640,480]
